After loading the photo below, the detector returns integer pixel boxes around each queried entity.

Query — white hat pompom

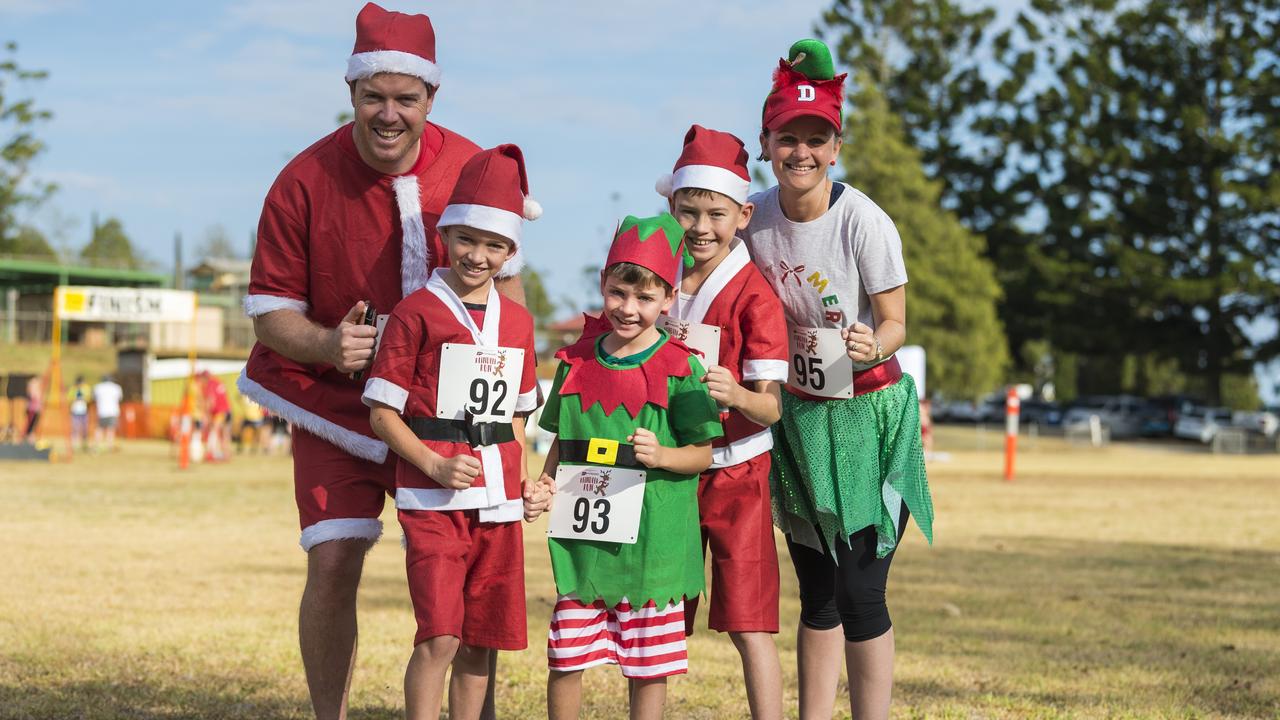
[523,196,543,221]
[655,173,674,198]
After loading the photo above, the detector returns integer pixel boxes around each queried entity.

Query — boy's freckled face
[671,191,753,267]
[600,276,674,341]
[444,225,515,291]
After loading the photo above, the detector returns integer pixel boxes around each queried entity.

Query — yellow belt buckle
[587,437,619,466]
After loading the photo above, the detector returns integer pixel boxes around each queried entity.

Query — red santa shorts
[400,508,526,650]
[292,427,396,551]
[548,595,688,679]
[685,452,780,634]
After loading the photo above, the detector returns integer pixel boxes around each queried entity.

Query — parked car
[1143,394,1201,437]
[1062,395,1147,438]
[1019,399,1062,426]
[1173,406,1234,443]
[1233,409,1279,438]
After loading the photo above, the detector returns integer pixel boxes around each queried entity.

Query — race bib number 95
[787,326,854,399]
[546,464,646,544]
[436,343,525,422]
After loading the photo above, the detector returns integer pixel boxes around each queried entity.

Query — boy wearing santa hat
[362,144,551,720]
[656,125,790,720]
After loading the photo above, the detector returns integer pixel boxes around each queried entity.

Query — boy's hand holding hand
[630,428,665,469]
[522,472,556,522]
[330,301,378,374]
[426,453,482,489]
[702,365,745,408]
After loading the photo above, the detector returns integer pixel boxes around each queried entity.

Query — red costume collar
[554,314,698,417]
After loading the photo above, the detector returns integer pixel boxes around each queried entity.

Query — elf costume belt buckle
[587,437,619,465]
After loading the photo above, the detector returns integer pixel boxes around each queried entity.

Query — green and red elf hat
[761,38,847,132]
[604,213,690,289]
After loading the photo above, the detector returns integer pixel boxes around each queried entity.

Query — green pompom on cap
[787,39,835,80]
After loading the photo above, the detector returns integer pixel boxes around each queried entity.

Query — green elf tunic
[540,326,723,608]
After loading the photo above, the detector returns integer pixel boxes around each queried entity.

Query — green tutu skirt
[771,374,933,558]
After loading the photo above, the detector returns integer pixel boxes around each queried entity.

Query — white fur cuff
[299,518,383,552]
[243,294,308,318]
[742,359,790,382]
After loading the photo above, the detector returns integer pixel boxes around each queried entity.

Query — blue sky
[4,0,833,306]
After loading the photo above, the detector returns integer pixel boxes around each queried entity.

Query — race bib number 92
[436,343,524,422]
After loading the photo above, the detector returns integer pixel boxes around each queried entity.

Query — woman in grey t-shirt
[743,39,934,720]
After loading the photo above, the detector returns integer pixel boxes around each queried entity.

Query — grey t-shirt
[742,182,907,331]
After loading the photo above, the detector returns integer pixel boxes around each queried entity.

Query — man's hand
[523,473,556,522]
[701,365,744,408]
[427,453,482,490]
[329,301,378,374]
[629,428,665,469]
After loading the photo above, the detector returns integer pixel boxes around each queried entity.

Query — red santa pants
[400,508,527,649]
[685,452,780,634]
[293,428,396,551]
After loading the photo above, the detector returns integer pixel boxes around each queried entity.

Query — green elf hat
[604,213,691,288]
[761,38,847,132]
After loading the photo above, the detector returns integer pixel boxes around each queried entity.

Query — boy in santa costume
[655,125,790,720]
[238,4,529,717]
[362,143,550,720]
[538,214,723,719]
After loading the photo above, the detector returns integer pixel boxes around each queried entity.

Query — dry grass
[1,428,1277,719]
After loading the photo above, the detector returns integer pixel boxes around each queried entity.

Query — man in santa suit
[239,4,524,718]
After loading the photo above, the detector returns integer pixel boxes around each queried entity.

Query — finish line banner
[57,286,196,323]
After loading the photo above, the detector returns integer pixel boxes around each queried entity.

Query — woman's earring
[829,159,836,166]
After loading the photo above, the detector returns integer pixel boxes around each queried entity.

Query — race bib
[546,463,646,544]
[658,315,720,368]
[786,326,854,399]
[436,343,524,422]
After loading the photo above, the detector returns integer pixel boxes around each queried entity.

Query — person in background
[68,375,91,453]
[92,374,124,452]
[24,372,44,443]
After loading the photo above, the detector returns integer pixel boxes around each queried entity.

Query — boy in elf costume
[655,125,790,720]
[538,213,723,719]
[361,144,550,720]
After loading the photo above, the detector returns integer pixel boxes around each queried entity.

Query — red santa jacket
[362,270,537,522]
[240,122,480,462]
[667,240,789,468]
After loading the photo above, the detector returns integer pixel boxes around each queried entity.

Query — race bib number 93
[546,464,646,544]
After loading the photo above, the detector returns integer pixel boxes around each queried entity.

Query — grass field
[2,428,1277,719]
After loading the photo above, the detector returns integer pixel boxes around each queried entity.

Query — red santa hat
[437,144,541,278]
[345,3,441,88]
[655,125,751,205]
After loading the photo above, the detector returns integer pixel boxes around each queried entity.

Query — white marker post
[1003,388,1020,481]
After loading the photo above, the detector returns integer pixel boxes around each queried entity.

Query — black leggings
[785,507,909,642]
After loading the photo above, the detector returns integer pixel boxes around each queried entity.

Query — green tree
[521,265,557,329]
[0,224,56,260]
[819,0,1280,405]
[80,217,143,269]
[843,78,1008,398]
[0,42,55,243]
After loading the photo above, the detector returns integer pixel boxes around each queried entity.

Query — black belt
[559,438,641,469]
[408,416,514,447]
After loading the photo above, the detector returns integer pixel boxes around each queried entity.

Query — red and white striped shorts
[547,595,688,679]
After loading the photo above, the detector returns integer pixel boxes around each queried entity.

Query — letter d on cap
[797,84,816,102]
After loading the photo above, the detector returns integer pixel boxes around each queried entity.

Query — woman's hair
[603,262,672,294]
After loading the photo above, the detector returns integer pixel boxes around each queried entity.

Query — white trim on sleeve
[742,358,790,382]
[362,377,409,412]
[243,294,308,318]
[515,387,539,413]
